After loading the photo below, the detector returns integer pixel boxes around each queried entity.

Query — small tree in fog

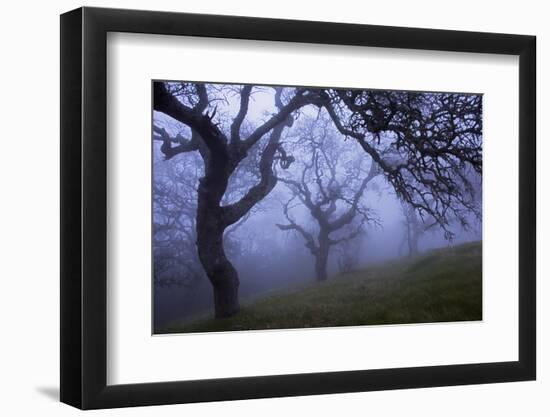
[397,201,437,257]
[337,239,362,274]
[276,114,379,281]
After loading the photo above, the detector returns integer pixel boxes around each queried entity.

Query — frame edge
[60,7,84,409]
[61,6,537,409]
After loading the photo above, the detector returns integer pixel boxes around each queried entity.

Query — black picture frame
[60,6,536,410]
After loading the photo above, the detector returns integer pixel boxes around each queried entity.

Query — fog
[152,83,482,329]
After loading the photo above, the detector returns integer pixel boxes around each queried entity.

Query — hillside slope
[161,241,482,334]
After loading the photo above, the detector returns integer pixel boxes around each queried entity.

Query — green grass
[160,241,482,334]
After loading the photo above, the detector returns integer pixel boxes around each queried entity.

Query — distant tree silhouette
[277,114,379,281]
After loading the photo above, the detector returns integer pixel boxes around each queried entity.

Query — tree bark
[406,208,420,257]
[212,265,240,318]
[195,192,240,317]
[195,150,241,318]
[314,233,330,281]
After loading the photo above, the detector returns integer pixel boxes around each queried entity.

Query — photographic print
[152,81,482,334]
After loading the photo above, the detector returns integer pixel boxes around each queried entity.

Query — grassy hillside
[160,241,482,334]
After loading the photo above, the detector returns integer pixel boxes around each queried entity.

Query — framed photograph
[60,6,536,409]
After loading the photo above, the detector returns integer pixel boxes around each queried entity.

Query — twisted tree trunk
[153,82,302,319]
[313,231,330,281]
[193,144,242,318]
[195,202,240,317]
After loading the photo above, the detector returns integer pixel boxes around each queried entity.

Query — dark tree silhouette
[152,120,263,290]
[276,115,379,281]
[153,82,314,317]
[319,89,482,237]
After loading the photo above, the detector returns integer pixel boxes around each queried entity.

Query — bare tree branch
[153,124,200,159]
[230,85,252,144]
